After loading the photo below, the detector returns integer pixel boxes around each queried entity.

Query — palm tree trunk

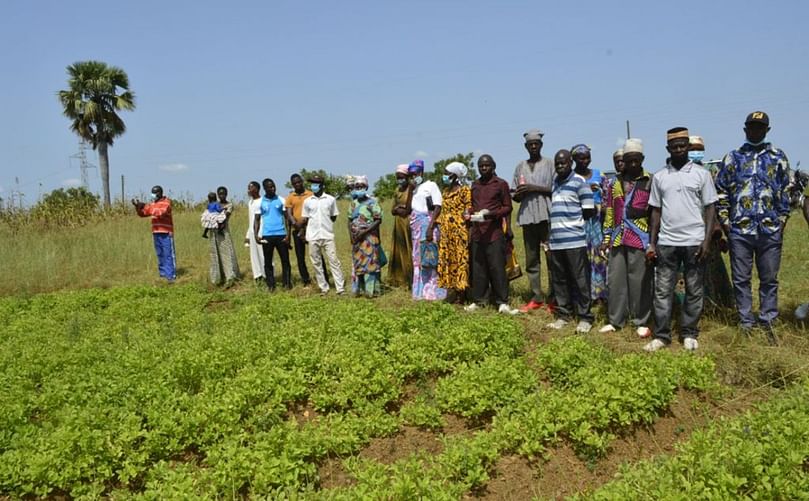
[97,142,111,208]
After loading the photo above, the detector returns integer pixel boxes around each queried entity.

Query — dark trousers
[471,237,509,306]
[728,231,782,327]
[292,233,311,285]
[549,247,593,322]
[653,245,704,342]
[262,236,292,290]
[522,222,554,302]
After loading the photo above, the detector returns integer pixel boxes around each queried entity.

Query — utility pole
[626,120,631,139]
[121,175,125,205]
[70,140,96,189]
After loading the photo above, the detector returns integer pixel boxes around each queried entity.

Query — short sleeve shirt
[285,190,313,221]
[259,195,287,237]
[649,162,718,246]
[549,172,594,250]
[411,181,443,213]
[303,193,339,240]
[513,158,554,226]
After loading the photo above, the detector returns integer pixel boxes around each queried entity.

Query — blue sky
[2,0,808,204]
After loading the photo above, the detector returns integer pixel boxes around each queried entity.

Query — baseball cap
[745,111,769,126]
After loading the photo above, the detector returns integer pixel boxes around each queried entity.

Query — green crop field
[1,204,809,500]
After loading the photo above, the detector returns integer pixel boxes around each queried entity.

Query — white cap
[623,138,643,154]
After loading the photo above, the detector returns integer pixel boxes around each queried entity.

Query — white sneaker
[795,303,809,320]
[636,326,652,339]
[598,324,617,333]
[498,304,520,315]
[546,319,569,330]
[643,339,667,352]
[576,321,592,333]
[464,303,480,312]
[683,338,699,351]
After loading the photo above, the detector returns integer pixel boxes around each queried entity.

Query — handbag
[505,240,522,281]
[420,241,439,269]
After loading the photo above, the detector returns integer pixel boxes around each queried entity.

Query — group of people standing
[134,110,802,353]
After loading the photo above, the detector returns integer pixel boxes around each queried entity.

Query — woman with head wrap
[437,161,472,301]
[571,144,607,303]
[388,164,414,288]
[404,159,447,301]
[347,175,383,297]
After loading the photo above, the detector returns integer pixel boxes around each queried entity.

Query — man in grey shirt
[645,127,718,353]
[513,128,555,312]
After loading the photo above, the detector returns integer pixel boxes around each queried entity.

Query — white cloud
[413,150,429,158]
[159,163,190,173]
[62,178,82,187]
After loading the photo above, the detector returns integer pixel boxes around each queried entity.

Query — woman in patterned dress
[388,164,414,289]
[348,176,383,297]
[437,162,472,302]
[209,186,240,287]
[572,144,608,303]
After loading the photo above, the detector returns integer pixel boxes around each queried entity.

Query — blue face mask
[414,176,423,185]
[687,151,705,163]
[150,192,158,200]
[352,189,367,199]
[310,183,321,193]
[745,139,766,147]
[396,178,408,187]
[442,175,451,185]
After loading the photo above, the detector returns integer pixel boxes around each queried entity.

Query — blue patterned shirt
[715,142,790,236]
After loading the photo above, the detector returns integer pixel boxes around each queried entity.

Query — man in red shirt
[464,155,519,315]
[133,185,176,282]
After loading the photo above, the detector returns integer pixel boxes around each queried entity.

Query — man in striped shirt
[133,185,176,282]
[547,149,595,332]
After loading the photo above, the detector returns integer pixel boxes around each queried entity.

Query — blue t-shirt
[259,195,287,237]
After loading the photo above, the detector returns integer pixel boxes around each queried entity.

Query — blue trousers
[153,233,176,280]
[728,231,783,326]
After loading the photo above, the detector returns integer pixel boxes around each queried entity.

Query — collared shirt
[259,195,287,237]
[549,172,594,250]
[649,161,718,246]
[303,193,339,240]
[602,171,652,250]
[513,157,554,226]
[411,181,442,213]
[137,197,173,234]
[471,175,512,242]
[715,142,791,236]
[285,190,313,221]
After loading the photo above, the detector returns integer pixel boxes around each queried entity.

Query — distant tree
[372,173,399,201]
[283,169,351,199]
[31,187,100,227]
[373,153,476,201]
[58,61,136,208]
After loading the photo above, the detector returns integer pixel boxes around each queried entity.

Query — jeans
[728,230,783,326]
[261,235,292,290]
[653,245,704,342]
[549,247,593,322]
[152,233,176,280]
[522,222,553,302]
[471,237,509,306]
[292,233,311,285]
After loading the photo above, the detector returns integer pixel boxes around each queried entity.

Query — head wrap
[571,144,591,155]
[613,148,624,158]
[395,164,409,175]
[623,138,643,154]
[688,135,704,148]
[523,128,544,142]
[666,127,689,141]
[345,175,356,187]
[353,175,368,187]
[408,159,425,174]
[445,161,468,179]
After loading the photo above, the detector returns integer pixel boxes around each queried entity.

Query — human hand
[645,244,657,264]
[695,240,711,262]
[599,242,610,256]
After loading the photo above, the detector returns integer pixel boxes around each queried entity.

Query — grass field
[2,202,809,499]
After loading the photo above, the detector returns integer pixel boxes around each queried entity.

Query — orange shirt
[285,190,313,221]
[137,197,173,234]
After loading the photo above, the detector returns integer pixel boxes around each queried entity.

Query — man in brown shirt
[465,154,519,314]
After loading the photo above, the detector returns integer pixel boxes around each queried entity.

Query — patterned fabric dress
[437,186,471,291]
[410,211,447,301]
[349,197,383,297]
[584,168,607,300]
[209,201,240,285]
[388,188,413,288]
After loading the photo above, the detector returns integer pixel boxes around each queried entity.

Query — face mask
[396,178,408,187]
[150,193,158,200]
[414,176,423,185]
[745,139,766,147]
[442,175,451,185]
[352,189,367,199]
[687,151,705,162]
[310,183,321,193]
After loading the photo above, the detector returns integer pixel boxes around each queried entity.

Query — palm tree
[58,61,135,208]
